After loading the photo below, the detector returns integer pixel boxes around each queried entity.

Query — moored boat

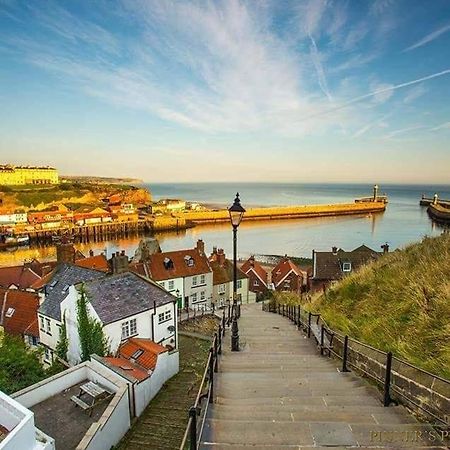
[427,203,450,224]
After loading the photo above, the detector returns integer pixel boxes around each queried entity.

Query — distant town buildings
[241,256,269,300]
[0,165,59,185]
[271,257,307,294]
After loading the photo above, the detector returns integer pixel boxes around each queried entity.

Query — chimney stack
[56,242,76,264]
[109,250,129,274]
[249,255,255,267]
[196,239,205,255]
[89,249,94,257]
[217,248,226,266]
[332,246,338,255]
[381,243,389,254]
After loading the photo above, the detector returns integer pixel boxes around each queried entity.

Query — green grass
[308,233,450,378]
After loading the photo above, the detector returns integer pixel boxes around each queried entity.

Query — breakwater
[174,201,386,224]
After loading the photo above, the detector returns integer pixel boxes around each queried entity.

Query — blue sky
[0,0,449,183]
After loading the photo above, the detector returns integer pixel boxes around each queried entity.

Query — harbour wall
[174,202,386,224]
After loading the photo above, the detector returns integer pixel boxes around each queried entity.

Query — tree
[55,313,69,362]
[0,335,46,394]
[77,286,109,362]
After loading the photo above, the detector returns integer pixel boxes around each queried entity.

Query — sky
[0,0,449,184]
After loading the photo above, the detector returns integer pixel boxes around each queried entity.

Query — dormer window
[163,258,174,269]
[5,307,15,318]
[184,255,194,267]
[342,262,352,272]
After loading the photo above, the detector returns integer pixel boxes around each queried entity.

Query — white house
[209,248,254,306]
[0,212,27,225]
[61,271,178,366]
[91,337,179,417]
[0,390,54,450]
[37,264,107,366]
[147,240,213,309]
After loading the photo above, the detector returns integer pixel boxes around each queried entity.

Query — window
[237,279,242,289]
[191,292,198,303]
[218,284,226,294]
[200,274,205,285]
[168,280,175,290]
[342,262,352,272]
[44,347,52,363]
[200,291,205,301]
[5,307,15,318]
[39,316,45,330]
[29,336,38,346]
[158,310,172,323]
[184,255,194,266]
[160,281,165,289]
[253,279,259,287]
[192,276,198,286]
[122,318,137,340]
[46,318,51,334]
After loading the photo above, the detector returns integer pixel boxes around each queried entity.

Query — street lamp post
[228,192,246,351]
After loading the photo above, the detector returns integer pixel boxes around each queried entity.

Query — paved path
[201,303,446,449]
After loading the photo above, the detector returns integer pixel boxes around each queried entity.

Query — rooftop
[38,264,106,321]
[0,265,41,289]
[30,381,110,450]
[241,256,269,286]
[82,271,175,325]
[271,258,305,287]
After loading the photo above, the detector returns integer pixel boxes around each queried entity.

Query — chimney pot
[332,246,338,255]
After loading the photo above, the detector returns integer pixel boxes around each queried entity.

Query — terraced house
[147,239,213,309]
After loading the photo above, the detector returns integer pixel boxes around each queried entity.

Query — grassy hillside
[308,233,450,378]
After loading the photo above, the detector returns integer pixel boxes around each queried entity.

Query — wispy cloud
[404,22,450,52]
[403,84,427,103]
[385,125,425,138]
[352,113,390,138]
[309,35,332,101]
[430,121,450,131]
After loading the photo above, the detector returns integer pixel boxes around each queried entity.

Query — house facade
[271,257,307,294]
[209,248,254,306]
[310,244,383,291]
[61,271,178,366]
[147,240,213,309]
[240,256,269,300]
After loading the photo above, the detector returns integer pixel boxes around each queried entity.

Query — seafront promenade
[200,304,444,449]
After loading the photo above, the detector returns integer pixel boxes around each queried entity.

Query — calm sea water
[1,183,449,266]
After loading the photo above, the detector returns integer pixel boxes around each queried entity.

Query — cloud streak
[404,22,450,51]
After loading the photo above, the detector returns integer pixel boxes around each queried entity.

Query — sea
[1,183,449,267]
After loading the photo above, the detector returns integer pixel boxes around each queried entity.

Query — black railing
[262,302,450,426]
[179,324,225,450]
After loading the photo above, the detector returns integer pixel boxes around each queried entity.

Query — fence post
[214,334,219,372]
[342,335,350,372]
[298,306,301,326]
[277,304,280,315]
[189,406,197,449]
[222,310,226,335]
[283,304,285,316]
[308,312,312,338]
[383,351,393,407]
[320,324,325,355]
[209,348,214,403]
[227,304,231,326]
[218,325,222,355]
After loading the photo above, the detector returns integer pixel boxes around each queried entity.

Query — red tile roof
[271,258,305,287]
[0,288,40,337]
[148,248,211,281]
[75,254,109,272]
[119,338,168,371]
[0,265,41,289]
[241,257,268,287]
[103,357,149,381]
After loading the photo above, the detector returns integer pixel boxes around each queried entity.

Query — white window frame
[39,315,45,330]
[192,276,198,286]
[168,280,175,291]
[218,284,226,294]
[200,291,205,301]
[342,262,352,272]
[158,310,172,323]
[46,318,51,334]
[200,274,205,285]
[160,281,165,289]
[253,279,259,287]
[191,292,198,303]
[237,279,242,289]
[121,318,138,340]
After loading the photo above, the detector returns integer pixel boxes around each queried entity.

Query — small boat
[1,234,30,246]
[427,203,450,224]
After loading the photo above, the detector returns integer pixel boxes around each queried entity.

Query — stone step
[200,445,448,450]
[201,419,440,448]
[215,394,383,407]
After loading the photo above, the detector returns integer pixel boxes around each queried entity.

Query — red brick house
[271,257,307,294]
[240,256,268,299]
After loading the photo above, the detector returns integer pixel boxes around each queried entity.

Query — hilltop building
[0,165,58,185]
[271,257,307,294]
[310,244,384,290]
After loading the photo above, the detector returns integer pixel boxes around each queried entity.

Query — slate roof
[271,258,305,287]
[313,245,381,281]
[148,248,211,281]
[209,258,247,285]
[82,272,175,325]
[38,264,106,321]
[0,288,40,337]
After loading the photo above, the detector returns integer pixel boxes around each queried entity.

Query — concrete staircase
[200,304,447,449]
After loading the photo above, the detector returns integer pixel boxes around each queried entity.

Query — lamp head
[228,192,246,228]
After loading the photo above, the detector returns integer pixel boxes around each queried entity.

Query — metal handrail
[263,302,450,426]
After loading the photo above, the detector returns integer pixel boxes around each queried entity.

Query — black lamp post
[228,192,245,351]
